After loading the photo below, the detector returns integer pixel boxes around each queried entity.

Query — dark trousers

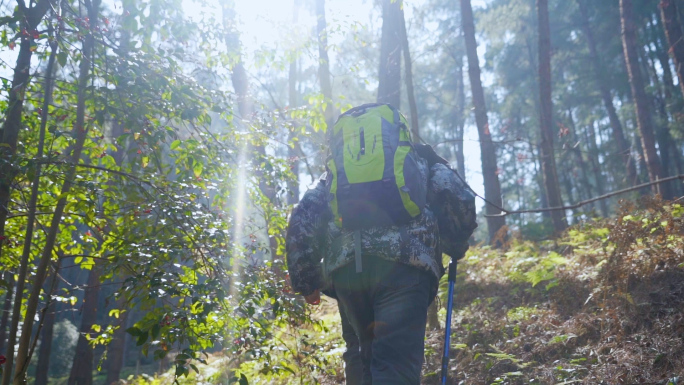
[340,304,363,385]
[332,256,434,385]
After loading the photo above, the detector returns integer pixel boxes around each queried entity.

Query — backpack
[327,103,427,229]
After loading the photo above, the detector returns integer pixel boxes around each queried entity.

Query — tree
[577,0,638,187]
[377,0,403,107]
[537,0,567,233]
[460,0,506,241]
[660,0,684,98]
[316,0,335,130]
[399,7,421,140]
[620,0,669,198]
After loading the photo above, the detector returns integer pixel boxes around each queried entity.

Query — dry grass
[423,197,684,385]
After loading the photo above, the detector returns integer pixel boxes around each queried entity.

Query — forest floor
[123,197,684,385]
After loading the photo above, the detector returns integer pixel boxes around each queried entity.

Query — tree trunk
[2,15,56,385]
[537,0,567,234]
[577,0,637,187]
[316,0,335,130]
[377,0,402,107]
[10,1,99,383]
[287,0,301,206]
[399,7,420,141]
[461,0,506,242]
[454,54,466,178]
[621,0,665,196]
[584,122,609,215]
[104,301,128,385]
[34,293,60,385]
[660,0,684,98]
[0,273,13,353]
[67,266,101,385]
[567,110,599,215]
[0,0,52,259]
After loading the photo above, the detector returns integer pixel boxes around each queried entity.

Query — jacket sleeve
[427,164,478,260]
[285,179,331,296]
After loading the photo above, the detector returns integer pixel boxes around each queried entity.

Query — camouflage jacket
[285,163,477,296]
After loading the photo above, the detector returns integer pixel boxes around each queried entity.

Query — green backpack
[327,103,427,229]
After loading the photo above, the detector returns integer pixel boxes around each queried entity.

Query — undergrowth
[125,197,684,384]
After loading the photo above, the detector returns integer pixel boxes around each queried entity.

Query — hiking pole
[440,258,458,385]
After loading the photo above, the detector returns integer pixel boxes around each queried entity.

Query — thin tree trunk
[377,0,402,107]
[287,0,301,206]
[316,0,335,130]
[454,54,466,178]
[584,122,609,216]
[567,110,597,215]
[621,0,665,196]
[461,0,506,242]
[10,1,99,383]
[34,269,61,385]
[537,0,567,234]
[2,15,55,385]
[0,0,52,260]
[577,0,637,187]
[644,41,677,198]
[0,273,13,353]
[660,0,684,98]
[399,7,420,141]
[104,299,128,385]
[66,265,101,385]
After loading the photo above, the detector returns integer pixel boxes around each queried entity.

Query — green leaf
[170,139,181,150]
[57,52,68,67]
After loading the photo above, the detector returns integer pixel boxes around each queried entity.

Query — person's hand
[304,289,321,305]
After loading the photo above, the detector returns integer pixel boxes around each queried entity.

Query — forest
[0,0,683,383]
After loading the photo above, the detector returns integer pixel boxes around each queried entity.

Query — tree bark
[567,110,600,215]
[660,0,684,99]
[0,0,53,260]
[461,0,506,242]
[0,273,13,353]
[104,300,128,385]
[621,0,665,195]
[66,265,101,385]
[34,279,60,385]
[584,122,609,215]
[399,7,420,141]
[10,1,100,383]
[377,0,402,107]
[287,0,301,206]
[537,0,567,234]
[577,0,638,187]
[454,53,466,178]
[316,0,335,130]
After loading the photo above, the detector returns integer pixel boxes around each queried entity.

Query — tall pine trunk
[316,0,334,130]
[66,266,101,385]
[620,0,666,196]
[377,0,402,107]
[0,0,52,259]
[0,273,12,353]
[454,52,467,179]
[537,0,567,234]
[461,0,506,242]
[660,0,684,98]
[287,0,301,206]
[577,0,637,187]
[399,7,420,140]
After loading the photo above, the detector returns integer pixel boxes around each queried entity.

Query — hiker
[286,103,477,385]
